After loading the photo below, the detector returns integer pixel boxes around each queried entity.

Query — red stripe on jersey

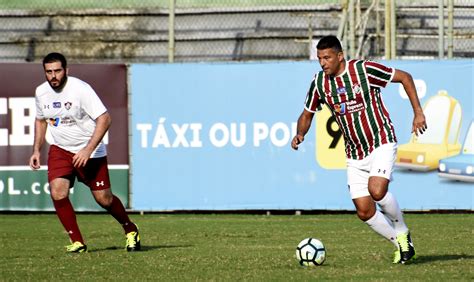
[368,75,388,88]
[347,62,373,157]
[370,89,388,145]
[324,74,330,94]
[335,75,363,159]
[309,83,320,112]
[365,61,393,73]
[379,97,397,143]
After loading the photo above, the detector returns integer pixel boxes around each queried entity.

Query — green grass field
[0,213,472,281]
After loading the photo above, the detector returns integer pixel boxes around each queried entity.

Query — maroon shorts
[48,145,111,190]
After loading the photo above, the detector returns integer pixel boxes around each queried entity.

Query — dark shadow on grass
[87,244,193,253]
[412,254,474,264]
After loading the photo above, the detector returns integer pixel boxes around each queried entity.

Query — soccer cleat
[392,248,401,264]
[66,241,87,253]
[396,232,416,264]
[125,227,141,252]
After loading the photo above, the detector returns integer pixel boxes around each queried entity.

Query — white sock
[365,210,398,248]
[376,192,409,235]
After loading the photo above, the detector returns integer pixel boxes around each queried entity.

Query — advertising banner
[0,63,129,211]
[131,60,473,211]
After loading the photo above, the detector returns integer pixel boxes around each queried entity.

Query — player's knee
[95,194,113,208]
[356,209,374,221]
[50,187,69,201]
[50,193,68,201]
[369,188,387,201]
[368,179,388,201]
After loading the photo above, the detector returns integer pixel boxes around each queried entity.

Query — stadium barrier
[130,59,473,211]
[0,60,472,211]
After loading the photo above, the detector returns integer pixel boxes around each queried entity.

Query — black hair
[316,35,343,53]
[43,52,67,69]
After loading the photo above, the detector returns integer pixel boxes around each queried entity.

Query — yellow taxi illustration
[396,90,462,171]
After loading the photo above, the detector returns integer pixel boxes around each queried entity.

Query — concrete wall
[0,5,472,63]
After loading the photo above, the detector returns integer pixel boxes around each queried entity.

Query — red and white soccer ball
[296,237,326,266]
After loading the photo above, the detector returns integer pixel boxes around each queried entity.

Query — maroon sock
[52,198,84,244]
[106,196,137,234]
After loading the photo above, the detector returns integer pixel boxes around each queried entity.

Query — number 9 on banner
[315,107,346,169]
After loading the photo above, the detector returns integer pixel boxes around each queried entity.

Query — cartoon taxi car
[396,90,462,171]
[438,120,474,182]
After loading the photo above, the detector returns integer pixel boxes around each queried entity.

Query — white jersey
[35,76,107,158]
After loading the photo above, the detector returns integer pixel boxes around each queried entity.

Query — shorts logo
[53,102,61,108]
[96,181,105,187]
[48,117,60,127]
[65,102,72,110]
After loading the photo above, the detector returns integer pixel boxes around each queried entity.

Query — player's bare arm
[291,109,315,150]
[29,118,47,170]
[392,69,427,136]
[72,112,112,168]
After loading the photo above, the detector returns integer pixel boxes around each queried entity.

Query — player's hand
[29,152,41,170]
[291,134,305,150]
[412,111,427,136]
[72,148,93,168]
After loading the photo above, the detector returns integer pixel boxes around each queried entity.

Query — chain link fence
[0,0,472,63]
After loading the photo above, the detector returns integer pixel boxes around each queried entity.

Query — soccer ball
[295,238,326,266]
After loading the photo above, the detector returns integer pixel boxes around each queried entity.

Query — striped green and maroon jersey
[304,59,397,160]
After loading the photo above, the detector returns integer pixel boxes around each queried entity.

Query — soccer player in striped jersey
[291,35,427,264]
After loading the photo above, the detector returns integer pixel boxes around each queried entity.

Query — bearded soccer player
[291,36,427,264]
[29,52,140,253]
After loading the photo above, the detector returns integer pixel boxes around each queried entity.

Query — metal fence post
[168,0,175,63]
[384,0,391,59]
[375,0,381,55]
[337,0,349,40]
[438,0,445,59]
[447,0,454,58]
[348,0,355,59]
[390,0,396,59]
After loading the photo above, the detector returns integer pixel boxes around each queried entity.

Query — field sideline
[1,213,472,280]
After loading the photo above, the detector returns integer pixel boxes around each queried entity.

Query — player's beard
[49,75,67,92]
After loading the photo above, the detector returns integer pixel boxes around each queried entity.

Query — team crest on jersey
[352,83,361,94]
[48,117,60,127]
[53,102,61,108]
[65,102,72,110]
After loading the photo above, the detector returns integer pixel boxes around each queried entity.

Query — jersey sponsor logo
[60,117,76,126]
[53,102,61,108]
[65,102,72,110]
[335,96,365,115]
[48,117,60,127]
[334,103,346,115]
[336,87,346,94]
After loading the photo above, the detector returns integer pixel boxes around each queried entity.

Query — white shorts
[346,143,397,199]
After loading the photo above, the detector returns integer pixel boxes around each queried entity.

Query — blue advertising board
[130,60,473,211]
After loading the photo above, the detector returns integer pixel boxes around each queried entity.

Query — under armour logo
[96,181,105,187]
[377,169,386,174]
